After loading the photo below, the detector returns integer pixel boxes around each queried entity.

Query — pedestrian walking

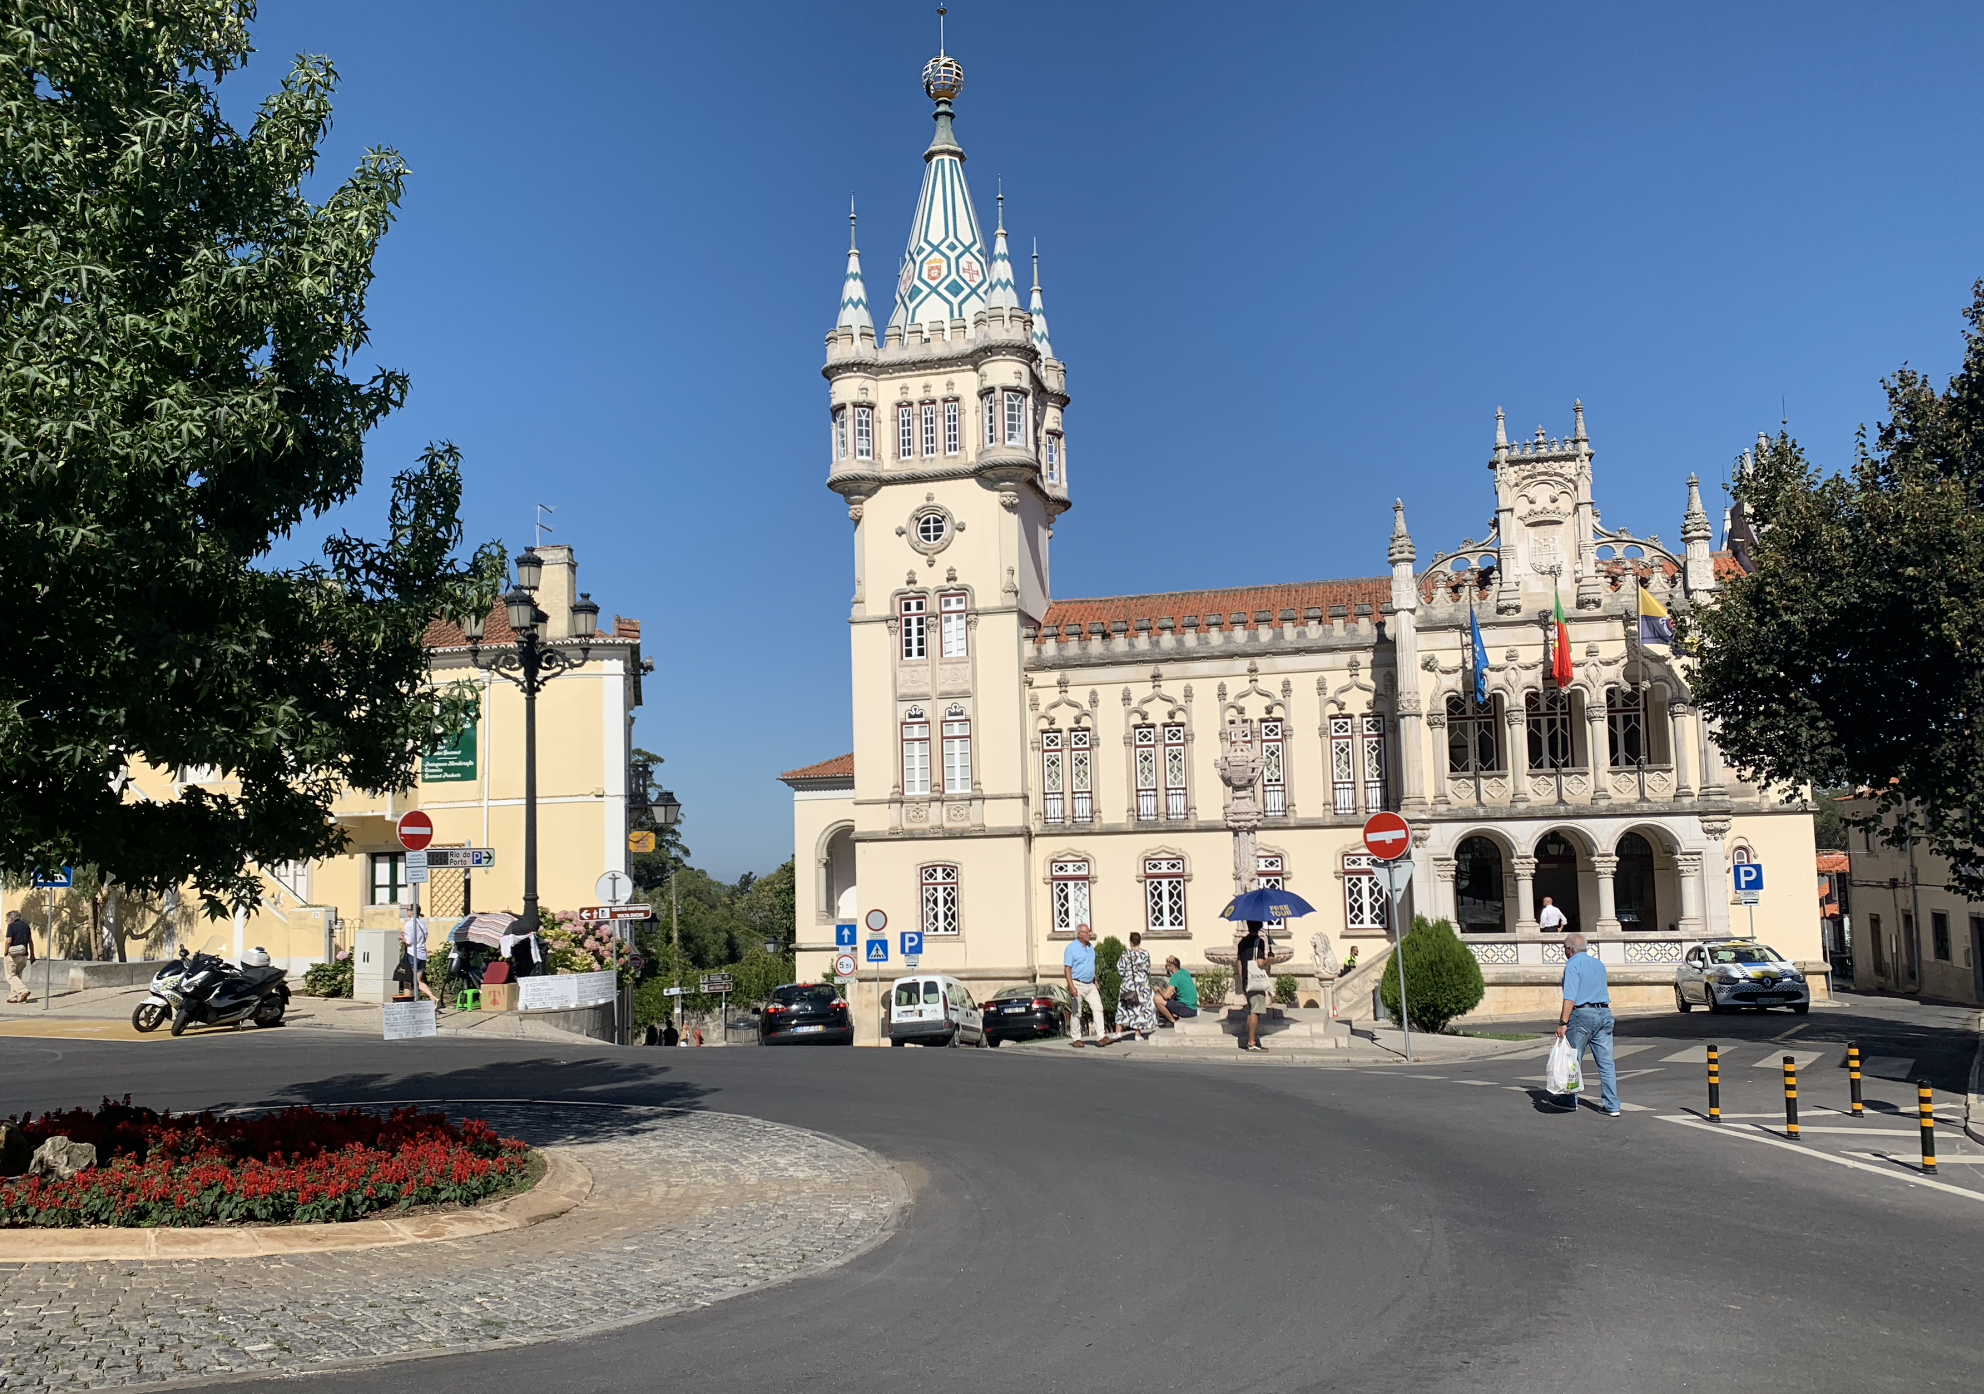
[1064,923,1105,1045]
[4,910,34,1003]
[1537,896,1568,934]
[1115,932,1157,1041]
[1235,921,1274,1052]
[1555,932,1620,1116]
[402,911,439,1004]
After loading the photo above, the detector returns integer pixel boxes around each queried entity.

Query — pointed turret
[1493,406,1508,466]
[1682,471,1716,596]
[984,185,1020,312]
[889,53,993,332]
[1388,498,1416,567]
[1029,241,1054,360]
[836,200,873,336]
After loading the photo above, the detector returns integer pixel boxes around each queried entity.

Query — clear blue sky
[241,1,1984,879]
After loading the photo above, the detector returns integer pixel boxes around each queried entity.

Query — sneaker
[1607,1109,1623,1117]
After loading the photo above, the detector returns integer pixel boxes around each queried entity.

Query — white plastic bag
[1545,1036,1584,1095]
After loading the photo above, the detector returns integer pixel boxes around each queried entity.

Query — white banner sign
[517,970,618,1012]
[382,1000,438,1040]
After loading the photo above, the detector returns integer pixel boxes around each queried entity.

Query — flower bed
[0,1099,532,1228]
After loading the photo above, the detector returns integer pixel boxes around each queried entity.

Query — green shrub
[302,958,352,998]
[1095,936,1125,1030]
[1194,969,1231,1010]
[1379,917,1485,1033]
[1273,973,1298,1006]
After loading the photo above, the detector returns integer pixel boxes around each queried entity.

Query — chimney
[535,545,578,638]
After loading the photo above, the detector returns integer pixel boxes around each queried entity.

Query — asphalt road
[2,990,1979,1394]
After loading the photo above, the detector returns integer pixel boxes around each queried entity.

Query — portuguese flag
[1551,588,1573,687]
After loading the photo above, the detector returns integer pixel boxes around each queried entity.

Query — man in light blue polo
[1064,923,1104,1045]
[1556,932,1620,1115]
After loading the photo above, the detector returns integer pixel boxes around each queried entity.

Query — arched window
[921,864,960,936]
[1049,859,1091,934]
[1607,688,1646,767]
[1455,837,1507,934]
[1526,689,1574,770]
[1615,832,1656,931]
[1447,694,1500,774]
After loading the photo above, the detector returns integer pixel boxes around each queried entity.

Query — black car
[981,982,1073,1045]
[760,983,854,1045]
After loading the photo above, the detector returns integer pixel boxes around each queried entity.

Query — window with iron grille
[944,400,960,455]
[854,405,873,460]
[1070,728,1092,823]
[1446,694,1501,773]
[1361,715,1387,811]
[1330,716,1357,813]
[921,402,938,458]
[1041,731,1065,823]
[898,404,915,460]
[1607,688,1646,767]
[1134,725,1159,819]
[832,406,847,460]
[941,716,971,797]
[1258,854,1285,931]
[1526,689,1574,770]
[1343,853,1388,930]
[940,592,968,658]
[1260,720,1286,815]
[1163,723,1188,819]
[899,595,927,661]
[1144,857,1186,932]
[922,864,960,936]
[1050,859,1090,933]
[901,719,931,797]
[1004,391,1028,447]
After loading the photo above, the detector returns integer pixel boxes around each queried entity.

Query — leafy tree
[1687,283,1984,897]
[1379,917,1485,1034]
[0,1,501,914]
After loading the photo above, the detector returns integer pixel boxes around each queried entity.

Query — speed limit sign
[833,952,857,978]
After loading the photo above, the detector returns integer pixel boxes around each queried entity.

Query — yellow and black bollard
[1706,1044,1721,1121]
[1846,1042,1863,1117]
[1782,1055,1800,1139]
[1918,1083,1937,1172]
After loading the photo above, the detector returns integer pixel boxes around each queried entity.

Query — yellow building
[7,545,646,974]
[783,49,1824,1034]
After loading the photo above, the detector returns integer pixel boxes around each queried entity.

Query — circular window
[916,513,948,546]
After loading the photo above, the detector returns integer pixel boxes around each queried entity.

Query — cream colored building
[1843,810,1984,1007]
[7,546,645,974]
[784,50,1824,1035]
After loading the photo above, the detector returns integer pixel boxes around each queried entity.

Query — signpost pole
[1388,859,1415,1064]
[42,886,52,1013]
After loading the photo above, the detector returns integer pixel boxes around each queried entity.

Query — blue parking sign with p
[865,938,889,963]
[900,930,923,956]
[1732,862,1765,893]
[835,923,857,949]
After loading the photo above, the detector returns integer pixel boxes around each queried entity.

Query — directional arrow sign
[578,905,654,922]
[425,848,494,869]
[1362,811,1412,861]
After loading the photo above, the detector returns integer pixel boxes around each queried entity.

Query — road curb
[1966,1011,1983,1148]
[0,1146,591,1264]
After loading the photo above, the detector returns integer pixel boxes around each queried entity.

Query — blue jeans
[1565,1007,1619,1113]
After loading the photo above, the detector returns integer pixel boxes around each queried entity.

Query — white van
[888,974,985,1047]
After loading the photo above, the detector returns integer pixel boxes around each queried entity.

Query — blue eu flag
[1469,600,1489,704]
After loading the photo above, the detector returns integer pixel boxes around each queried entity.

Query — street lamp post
[462,549,599,936]
[628,762,683,1027]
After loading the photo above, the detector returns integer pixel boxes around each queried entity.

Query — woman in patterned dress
[1116,932,1159,1039]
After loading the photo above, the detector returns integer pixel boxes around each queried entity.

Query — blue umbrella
[1219,887,1318,921]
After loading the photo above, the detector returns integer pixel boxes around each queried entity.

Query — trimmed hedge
[1378,916,1486,1033]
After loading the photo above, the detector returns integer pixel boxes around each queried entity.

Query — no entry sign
[396,810,435,852]
[1362,811,1412,861]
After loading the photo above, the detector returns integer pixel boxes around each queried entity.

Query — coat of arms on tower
[959,256,982,284]
[1529,532,1565,577]
[924,256,946,283]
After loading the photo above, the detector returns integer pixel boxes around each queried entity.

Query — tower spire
[835,197,873,335]
[985,179,1020,311]
[1028,238,1054,360]
[891,47,990,332]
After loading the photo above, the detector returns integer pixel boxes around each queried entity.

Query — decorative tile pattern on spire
[836,202,873,334]
[984,189,1020,312]
[889,58,991,331]
[1029,242,1054,360]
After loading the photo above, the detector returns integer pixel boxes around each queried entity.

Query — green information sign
[422,719,478,783]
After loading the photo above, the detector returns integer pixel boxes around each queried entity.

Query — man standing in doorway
[4,910,33,1003]
[1556,931,1620,1116]
[1538,895,1568,934]
[1065,923,1104,1046]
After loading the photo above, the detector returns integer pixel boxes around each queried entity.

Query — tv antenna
[535,503,556,548]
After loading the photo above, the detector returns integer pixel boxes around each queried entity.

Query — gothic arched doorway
[1614,831,1657,931]
[1454,836,1507,934]
[1533,830,1583,933]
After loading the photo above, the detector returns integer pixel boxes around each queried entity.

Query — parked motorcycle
[131,947,289,1035]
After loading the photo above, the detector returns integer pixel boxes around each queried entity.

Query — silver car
[1675,938,1811,1014]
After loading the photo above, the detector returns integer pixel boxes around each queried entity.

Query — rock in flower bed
[0,1098,532,1228]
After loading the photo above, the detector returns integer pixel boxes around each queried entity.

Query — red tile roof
[1815,852,1850,873]
[1035,579,1393,639]
[1713,551,1746,581]
[423,608,641,649]
[780,753,854,788]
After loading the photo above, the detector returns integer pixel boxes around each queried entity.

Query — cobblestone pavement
[0,1104,907,1390]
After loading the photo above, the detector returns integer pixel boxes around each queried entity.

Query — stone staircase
[1143,1004,1353,1051]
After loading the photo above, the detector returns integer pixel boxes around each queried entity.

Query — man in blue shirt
[1556,932,1620,1115]
[1064,923,1104,1046]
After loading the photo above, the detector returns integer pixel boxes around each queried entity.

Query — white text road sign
[426,848,495,869]
[1732,862,1765,894]
[1738,890,1761,906]
[700,973,734,994]
[396,811,435,852]
[834,952,858,977]
[28,867,73,889]
[835,923,858,948]
[406,850,429,885]
[595,870,635,905]
[865,938,890,963]
[578,905,654,922]
[864,909,888,932]
[904,955,921,970]
[900,930,924,956]
[663,986,688,997]
[1362,812,1412,861]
